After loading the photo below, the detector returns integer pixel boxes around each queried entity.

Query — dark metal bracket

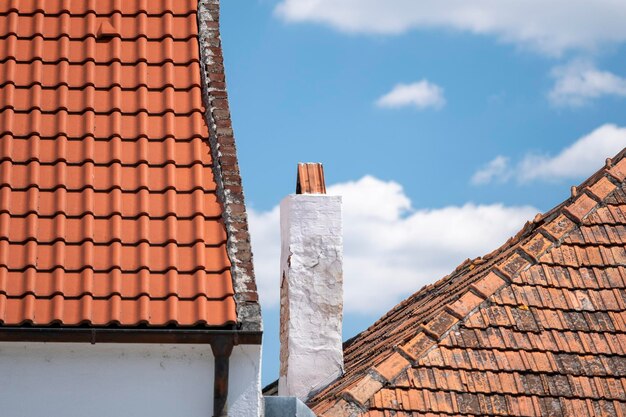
[211,335,235,417]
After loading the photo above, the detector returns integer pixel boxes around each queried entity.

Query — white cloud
[519,124,626,182]
[275,0,626,55]
[549,60,626,107]
[472,124,626,184]
[249,176,537,315]
[376,81,445,110]
[471,155,511,185]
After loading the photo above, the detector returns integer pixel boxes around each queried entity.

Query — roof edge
[311,147,626,416]
[0,326,262,345]
[196,0,262,332]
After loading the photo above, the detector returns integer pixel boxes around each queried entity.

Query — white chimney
[278,163,344,400]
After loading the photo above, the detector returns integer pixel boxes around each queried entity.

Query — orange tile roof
[0,0,256,328]
[310,148,626,417]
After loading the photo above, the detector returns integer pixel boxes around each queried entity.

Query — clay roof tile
[0,1,259,330]
[307,147,626,416]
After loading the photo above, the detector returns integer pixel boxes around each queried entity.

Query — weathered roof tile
[309,148,626,417]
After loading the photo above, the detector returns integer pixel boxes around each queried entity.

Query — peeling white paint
[278,194,344,400]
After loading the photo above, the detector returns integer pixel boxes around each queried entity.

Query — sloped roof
[310,148,626,416]
[0,0,260,329]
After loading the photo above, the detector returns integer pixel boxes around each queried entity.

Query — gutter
[0,326,261,344]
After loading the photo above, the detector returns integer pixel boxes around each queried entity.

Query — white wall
[279,194,344,399]
[0,342,262,417]
[229,344,263,417]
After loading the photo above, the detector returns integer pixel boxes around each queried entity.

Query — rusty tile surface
[0,2,237,327]
[309,149,626,416]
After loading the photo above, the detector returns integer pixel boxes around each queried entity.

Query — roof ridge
[316,147,626,416]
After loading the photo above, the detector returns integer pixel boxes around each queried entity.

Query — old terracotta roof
[310,148,626,417]
[0,0,259,328]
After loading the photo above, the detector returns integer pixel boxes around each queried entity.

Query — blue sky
[220,1,626,385]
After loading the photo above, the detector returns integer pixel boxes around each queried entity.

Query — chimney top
[279,164,343,399]
[296,163,326,195]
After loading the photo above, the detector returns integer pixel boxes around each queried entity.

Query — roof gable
[310,149,626,416]
[0,0,260,330]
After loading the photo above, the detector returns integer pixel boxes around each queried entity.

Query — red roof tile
[309,148,626,416]
[0,0,246,327]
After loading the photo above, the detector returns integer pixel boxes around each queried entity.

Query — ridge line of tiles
[0,59,200,67]
[365,407,622,417]
[367,394,626,415]
[0,57,201,66]
[0,320,239,327]
[3,34,200,42]
[2,292,235,302]
[0,321,239,327]
[530,261,626,270]
[3,134,208,141]
[0,10,197,17]
[562,235,626,245]
[0,184,216,193]
[0,118,209,138]
[0,132,209,144]
[0,237,228,247]
[0,11,197,17]
[2,34,198,43]
[4,107,206,117]
[0,317,239,328]
[0,187,215,195]
[418,342,626,357]
[485,277,626,291]
[0,81,200,90]
[0,265,232,275]
[1,285,235,301]
[479,302,626,314]
[3,81,202,91]
[0,264,232,273]
[0,212,223,221]
[1,159,213,169]
[405,363,626,379]
[331,162,626,415]
[373,385,626,403]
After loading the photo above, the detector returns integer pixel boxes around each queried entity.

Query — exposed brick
[445,290,484,319]
[420,311,458,339]
[215,119,231,128]
[373,352,411,382]
[344,374,383,406]
[399,332,434,361]
[542,214,576,240]
[208,73,225,82]
[521,233,553,260]
[564,194,597,222]
[588,176,617,200]
[198,0,261,332]
[470,271,507,299]
[211,98,229,108]
[238,291,258,302]
[216,127,233,136]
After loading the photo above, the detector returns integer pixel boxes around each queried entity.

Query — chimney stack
[278,163,344,400]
